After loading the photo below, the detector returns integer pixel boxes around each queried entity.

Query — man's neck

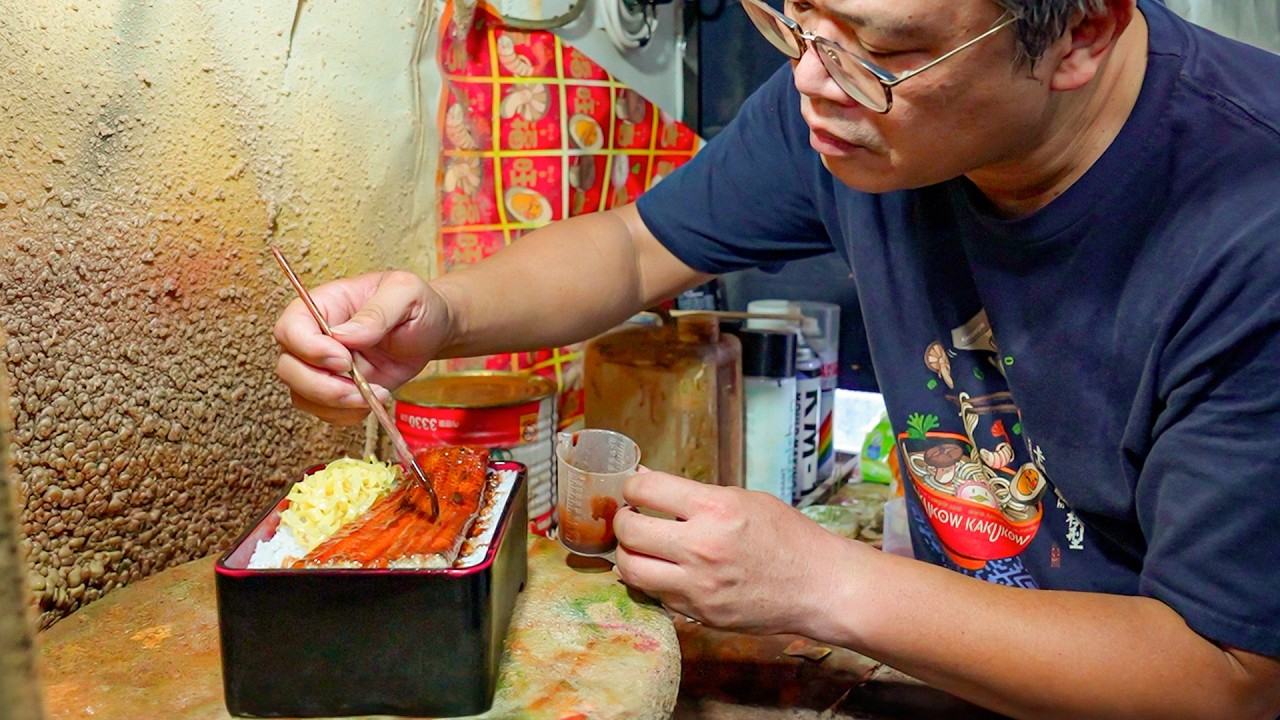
[967,11,1150,218]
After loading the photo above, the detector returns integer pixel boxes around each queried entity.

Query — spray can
[793,343,822,504]
[796,302,840,484]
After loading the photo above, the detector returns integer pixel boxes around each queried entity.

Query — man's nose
[791,44,849,103]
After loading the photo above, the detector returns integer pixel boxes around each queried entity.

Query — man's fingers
[271,271,433,427]
[614,505,686,562]
[288,390,370,426]
[275,353,368,413]
[613,540,686,598]
[273,297,355,374]
[622,471,713,520]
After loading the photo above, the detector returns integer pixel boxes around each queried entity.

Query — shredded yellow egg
[279,457,401,551]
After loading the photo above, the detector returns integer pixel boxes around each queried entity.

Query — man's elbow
[1221,646,1280,720]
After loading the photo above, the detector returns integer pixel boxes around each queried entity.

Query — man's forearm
[429,204,708,359]
[818,543,1280,719]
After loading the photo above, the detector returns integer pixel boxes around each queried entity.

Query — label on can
[816,362,838,483]
[394,373,558,536]
[794,373,822,502]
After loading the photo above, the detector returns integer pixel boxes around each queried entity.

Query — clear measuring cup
[556,429,640,558]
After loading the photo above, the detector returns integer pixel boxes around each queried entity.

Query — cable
[600,0,657,50]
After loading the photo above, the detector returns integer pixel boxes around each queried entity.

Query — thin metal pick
[269,246,440,520]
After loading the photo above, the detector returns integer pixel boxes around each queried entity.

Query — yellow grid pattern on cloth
[435,1,702,428]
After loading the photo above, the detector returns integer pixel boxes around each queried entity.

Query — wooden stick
[667,309,808,323]
[269,246,440,520]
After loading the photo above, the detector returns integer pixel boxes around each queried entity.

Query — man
[274,0,1280,716]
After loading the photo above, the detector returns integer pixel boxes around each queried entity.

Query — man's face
[789,0,1057,192]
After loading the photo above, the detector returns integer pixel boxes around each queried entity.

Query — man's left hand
[612,469,866,636]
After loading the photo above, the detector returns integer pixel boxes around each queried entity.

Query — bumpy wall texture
[0,1,441,628]
[0,335,45,719]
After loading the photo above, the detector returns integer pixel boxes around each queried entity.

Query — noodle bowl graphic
[900,433,1042,571]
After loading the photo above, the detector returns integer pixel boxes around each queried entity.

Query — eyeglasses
[740,0,1019,113]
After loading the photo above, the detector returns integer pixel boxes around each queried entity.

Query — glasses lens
[740,0,803,59]
[813,39,890,112]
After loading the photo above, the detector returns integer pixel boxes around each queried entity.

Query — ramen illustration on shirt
[900,312,1050,571]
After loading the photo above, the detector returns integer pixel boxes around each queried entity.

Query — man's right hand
[271,205,709,425]
[272,270,447,425]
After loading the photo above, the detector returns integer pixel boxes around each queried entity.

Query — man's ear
[1047,0,1136,91]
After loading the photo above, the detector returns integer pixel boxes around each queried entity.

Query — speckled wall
[0,1,442,628]
[0,337,45,718]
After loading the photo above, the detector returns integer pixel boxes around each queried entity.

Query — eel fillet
[295,446,490,569]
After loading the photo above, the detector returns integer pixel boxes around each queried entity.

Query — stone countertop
[36,535,681,720]
[34,529,999,720]
[671,618,1004,719]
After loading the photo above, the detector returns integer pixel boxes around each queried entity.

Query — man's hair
[994,0,1110,64]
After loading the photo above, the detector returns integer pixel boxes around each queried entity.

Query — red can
[395,372,558,535]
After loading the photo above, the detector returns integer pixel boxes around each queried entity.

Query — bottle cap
[739,328,796,378]
[745,299,799,331]
[795,344,822,372]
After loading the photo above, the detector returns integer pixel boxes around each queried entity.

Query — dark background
[684,0,879,391]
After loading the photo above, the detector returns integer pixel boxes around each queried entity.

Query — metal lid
[395,372,557,409]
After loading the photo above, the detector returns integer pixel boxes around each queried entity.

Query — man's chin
[820,154,914,194]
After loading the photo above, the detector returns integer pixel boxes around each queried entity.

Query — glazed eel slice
[295,446,490,569]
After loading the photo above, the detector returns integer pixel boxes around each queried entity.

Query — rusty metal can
[394,372,558,536]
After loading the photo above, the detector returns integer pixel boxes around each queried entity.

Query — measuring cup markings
[556,429,638,557]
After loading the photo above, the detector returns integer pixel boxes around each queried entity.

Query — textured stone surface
[0,1,441,628]
[0,335,46,719]
[37,536,680,719]
[672,618,1001,719]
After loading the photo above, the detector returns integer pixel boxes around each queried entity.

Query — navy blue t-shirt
[637,0,1280,657]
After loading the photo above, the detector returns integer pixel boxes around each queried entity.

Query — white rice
[247,524,307,570]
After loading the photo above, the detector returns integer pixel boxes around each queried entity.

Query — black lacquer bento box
[215,460,528,718]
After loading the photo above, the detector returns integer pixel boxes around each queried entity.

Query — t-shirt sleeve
[1138,226,1280,657]
[635,64,835,274]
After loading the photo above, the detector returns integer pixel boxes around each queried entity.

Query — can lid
[395,372,556,408]
[739,328,796,378]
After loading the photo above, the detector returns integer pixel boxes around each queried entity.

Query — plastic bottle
[744,299,821,503]
[860,411,895,485]
[739,328,797,502]
[584,314,743,487]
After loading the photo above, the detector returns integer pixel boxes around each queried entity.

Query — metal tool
[269,246,440,520]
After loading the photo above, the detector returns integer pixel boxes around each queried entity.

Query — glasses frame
[740,0,1020,113]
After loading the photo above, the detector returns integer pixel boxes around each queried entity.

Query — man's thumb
[329,306,392,348]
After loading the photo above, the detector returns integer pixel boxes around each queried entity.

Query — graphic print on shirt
[899,311,1051,573]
